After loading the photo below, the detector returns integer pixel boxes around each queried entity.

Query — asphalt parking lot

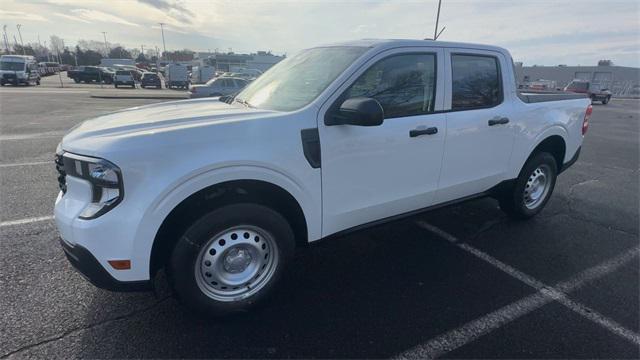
[1,80,638,358]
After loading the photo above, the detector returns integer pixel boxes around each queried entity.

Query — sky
[1,0,639,67]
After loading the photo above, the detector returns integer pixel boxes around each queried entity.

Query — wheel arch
[148,178,310,277]
[524,134,567,174]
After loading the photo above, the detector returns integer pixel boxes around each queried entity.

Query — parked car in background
[166,63,190,89]
[528,79,557,92]
[114,70,135,88]
[564,79,612,104]
[189,77,248,98]
[55,39,591,316]
[67,66,114,84]
[112,65,144,81]
[140,72,162,89]
[38,62,60,76]
[0,55,40,86]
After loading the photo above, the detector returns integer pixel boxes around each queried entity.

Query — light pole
[158,23,167,60]
[101,31,109,57]
[16,24,25,54]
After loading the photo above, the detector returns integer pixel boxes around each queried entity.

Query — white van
[0,55,41,86]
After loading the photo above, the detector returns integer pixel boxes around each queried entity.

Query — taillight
[582,104,592,135]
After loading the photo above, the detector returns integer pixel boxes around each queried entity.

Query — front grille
[3,74,17,80]
[55,153,67,193]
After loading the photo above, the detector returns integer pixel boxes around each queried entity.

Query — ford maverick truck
[55,39,591,316]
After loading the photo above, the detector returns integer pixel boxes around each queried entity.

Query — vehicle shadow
[78,200,529,358]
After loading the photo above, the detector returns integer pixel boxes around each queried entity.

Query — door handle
[410,127,438,137]
[488,117,510,126]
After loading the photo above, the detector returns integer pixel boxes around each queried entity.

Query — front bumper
[60,237,151,292]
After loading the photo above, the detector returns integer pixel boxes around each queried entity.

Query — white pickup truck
[54,39,591,316]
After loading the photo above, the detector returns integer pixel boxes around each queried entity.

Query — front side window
[235,46,367,111]
[342,53,437,119]
[451,54,502,110]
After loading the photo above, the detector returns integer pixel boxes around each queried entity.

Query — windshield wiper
[234,98,255,108]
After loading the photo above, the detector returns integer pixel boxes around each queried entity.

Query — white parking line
[396,221,640,359]
[0,215,54,228]
[0,160,50,168]
[0,132,65,141]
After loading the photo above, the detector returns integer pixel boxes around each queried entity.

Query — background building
[198,51,284,72]
[515,62,640,97]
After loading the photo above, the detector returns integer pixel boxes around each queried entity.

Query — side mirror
[326,97,384,126]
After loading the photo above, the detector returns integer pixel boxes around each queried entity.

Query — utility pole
[158,23,167,60]
[16,24,25,54]
[101,31,109,57]
[140,44,144,58]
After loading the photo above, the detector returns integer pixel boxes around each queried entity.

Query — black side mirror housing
[326,97,384,126]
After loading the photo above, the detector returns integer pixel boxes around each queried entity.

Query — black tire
[36,79,40,85]
[114,84,118,88]
[169,203,295,317]
[602,96,610,105]
[73,78,80,83]
[498,152,558,219]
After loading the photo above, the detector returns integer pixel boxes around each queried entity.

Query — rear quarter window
[451,54,502,110]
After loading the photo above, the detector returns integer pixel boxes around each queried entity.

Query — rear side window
[343,53,437,119]
[567,81,589,90]
[451,54,502,110]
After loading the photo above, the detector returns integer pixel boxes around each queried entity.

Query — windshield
[1,61,25,71]
[234,46,367,111]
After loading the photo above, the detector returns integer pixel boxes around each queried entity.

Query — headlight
[60,153,123,219]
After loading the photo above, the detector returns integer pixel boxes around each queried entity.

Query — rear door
[319,47,447,235]
[435,49,515,203]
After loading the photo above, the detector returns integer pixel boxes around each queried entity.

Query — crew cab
[54,40,591,316]
[67,66,114,84]
[565,79,612,104]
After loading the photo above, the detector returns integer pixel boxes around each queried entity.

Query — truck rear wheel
[169,203,295,316]
[602,96,610,105]
[499,152,557,219]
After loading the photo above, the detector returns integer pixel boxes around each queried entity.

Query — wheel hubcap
[523,165,551,209]
[195,226,278,302]
[223,248,252,273]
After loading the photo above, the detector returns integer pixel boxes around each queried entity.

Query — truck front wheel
[498,152,557,219]
[169,203,295,316]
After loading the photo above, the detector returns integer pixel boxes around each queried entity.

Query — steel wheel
[523,164,551,209]
[194,225,279,302]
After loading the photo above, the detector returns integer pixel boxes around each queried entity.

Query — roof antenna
[433,0,445,40]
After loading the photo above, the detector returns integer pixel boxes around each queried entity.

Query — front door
[319,48,446,236]
[435,49,515,203]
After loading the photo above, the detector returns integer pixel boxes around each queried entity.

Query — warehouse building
[515,62,640,96]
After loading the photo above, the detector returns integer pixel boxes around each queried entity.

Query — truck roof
[318,39,510,57]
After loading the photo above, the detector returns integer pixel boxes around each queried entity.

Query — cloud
[67,9,140,27]
[0,10,47,22]
[136,0,194,24]
[53,12,91,24]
